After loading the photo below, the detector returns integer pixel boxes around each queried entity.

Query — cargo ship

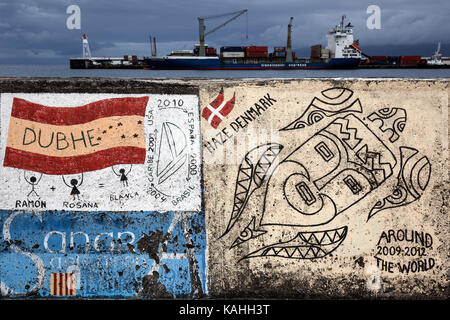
[70,15,449,70]
[143,14,361,70]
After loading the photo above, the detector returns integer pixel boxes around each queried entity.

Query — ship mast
[286,17,294,63]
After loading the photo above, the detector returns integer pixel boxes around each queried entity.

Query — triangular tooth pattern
[314,232,324,244]
[300,232,310,243]
[311,247,320,258]
[305,247,314,258]
[265,248,278,256]
[332,231,339,242]
[327,232,335,243]
[239,166,252,178]
[252,145,283,186]
[285,247,296,258]
[308,233,320,244]
[319,232,329,245]
[296,247,305,259]
[253,174,263,187]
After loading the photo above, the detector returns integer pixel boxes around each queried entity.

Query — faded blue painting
[0,210,206,298]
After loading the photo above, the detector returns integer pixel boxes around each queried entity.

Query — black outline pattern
[281,87,362,130]
[242,226,347,261]
[222,143,283,237]
[368,107,407,143]
[368,146,431,220]
[222,87,431,262]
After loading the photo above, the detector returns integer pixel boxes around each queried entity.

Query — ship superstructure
[325,15,361,59]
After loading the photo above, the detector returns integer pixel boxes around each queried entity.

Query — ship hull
[143,57,360,70]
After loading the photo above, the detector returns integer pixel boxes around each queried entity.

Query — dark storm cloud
[0,0,449,63]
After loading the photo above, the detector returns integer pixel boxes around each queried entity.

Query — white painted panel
[0,93,202,212]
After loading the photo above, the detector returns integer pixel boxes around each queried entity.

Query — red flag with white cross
[202,89,235,129]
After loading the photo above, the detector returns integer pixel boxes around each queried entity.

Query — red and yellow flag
[3,96,148,175]
[50,273,76,296]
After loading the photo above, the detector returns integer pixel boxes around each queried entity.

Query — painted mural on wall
[200,82,445,289]
[0,93,206,298]
[0,94,201,212]
[221,88,431,261]
[0,210,206,297]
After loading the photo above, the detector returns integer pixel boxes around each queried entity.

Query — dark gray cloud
[0,0,449,63]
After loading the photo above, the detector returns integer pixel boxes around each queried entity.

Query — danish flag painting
[3,96,148,175]
[202,89,236,129]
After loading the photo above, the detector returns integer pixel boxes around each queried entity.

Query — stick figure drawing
[62,174,83,200]
[24,172,42,197]
[112,165,132,187]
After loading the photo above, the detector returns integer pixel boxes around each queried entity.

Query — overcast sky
[0,0,449,63]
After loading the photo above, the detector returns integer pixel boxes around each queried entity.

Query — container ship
[143,13,362,70]
[69,12,449,70]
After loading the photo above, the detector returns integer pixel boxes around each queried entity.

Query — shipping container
[132,55,138,60]
[370,56,389,61]
[221,46,245,52]
[273,47,286,52]
[206,48,217,55]
[274,51,286,57]
[388,56,400,64]
[400,56,422,65]
[221,52,245,58]
[321,48,330,59]
[246,46,268,58]
[123,55,129,60]
[400,55,421,61]
[246,52,268,58]
[246,46,268,52]
[311,44,322,58]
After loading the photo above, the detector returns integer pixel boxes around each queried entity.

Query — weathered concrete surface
[199,79,449,299]
[0,78,448,299]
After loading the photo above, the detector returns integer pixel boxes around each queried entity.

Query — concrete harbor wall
[0,78,448,299]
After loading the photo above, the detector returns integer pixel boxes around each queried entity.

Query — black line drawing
[367,107,407,143]
[222,143,283,237]
[222,87,431,262]
[112,165,132,187]
[262,114,396,228]
[368,146,431,220]
[281,87,362,131]
[24,171,42,197]
[230,217,266,249]
[63,174,83,200]
[242,226,347,261]
[149,183,171,198]
[156,122,187,185]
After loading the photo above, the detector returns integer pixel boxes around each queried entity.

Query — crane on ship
[197,9,248,56]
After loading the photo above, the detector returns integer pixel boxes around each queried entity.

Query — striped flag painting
[202,89,236,129]
[3,96,148,175]
[50,273,76,296]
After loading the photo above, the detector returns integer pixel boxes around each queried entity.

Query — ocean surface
[0,64,449,79]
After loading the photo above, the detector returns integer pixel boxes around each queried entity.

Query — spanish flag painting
[3,96,148,175]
